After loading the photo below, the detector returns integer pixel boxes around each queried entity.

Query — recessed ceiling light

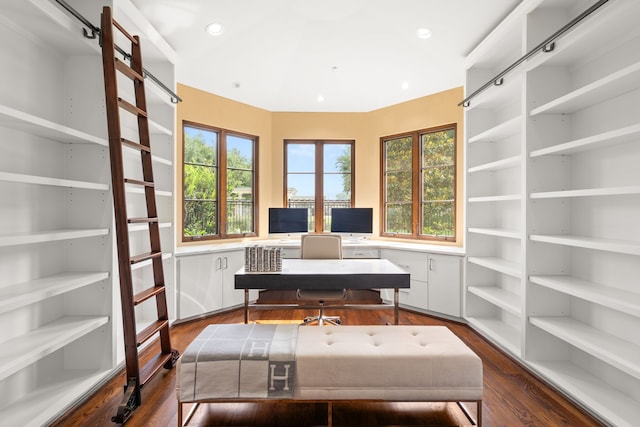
[416,28,432,39]
[401,81,409,90]
[205,22,224,36]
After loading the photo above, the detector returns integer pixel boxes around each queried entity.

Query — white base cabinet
[177,250,245,320]
[464,0,640,424]
[380,249,461,316]
[176,244,462,320]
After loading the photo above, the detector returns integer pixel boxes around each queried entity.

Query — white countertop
[176,237,465,257]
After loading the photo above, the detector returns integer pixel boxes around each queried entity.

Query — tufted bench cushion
[295,325,482,401]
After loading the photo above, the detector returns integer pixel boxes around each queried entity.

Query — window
[284,140,354,232]
[381,124,456,241]
[182,121,258,241]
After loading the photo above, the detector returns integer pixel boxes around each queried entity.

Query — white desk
[235,258,410,324]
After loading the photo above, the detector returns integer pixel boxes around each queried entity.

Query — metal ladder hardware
[100,6,178,424]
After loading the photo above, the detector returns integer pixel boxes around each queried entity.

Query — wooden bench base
[178,399,482,427]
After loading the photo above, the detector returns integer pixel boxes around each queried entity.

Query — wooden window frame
[380,123,457,242]
[182,120,259,242]
[284,139,355,233]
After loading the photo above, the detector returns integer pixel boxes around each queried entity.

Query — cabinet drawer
[280,248,300,259]
[380,249,428,282]
[343,247,379,258]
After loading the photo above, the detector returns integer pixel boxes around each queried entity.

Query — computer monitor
[330,208,373,240]
[268,208,309,240]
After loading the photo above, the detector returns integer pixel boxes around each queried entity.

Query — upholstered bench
[177,324,483,426]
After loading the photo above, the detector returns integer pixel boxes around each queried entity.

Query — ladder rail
[101,6,141,392]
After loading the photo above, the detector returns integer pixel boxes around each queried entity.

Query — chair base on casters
[297,289,347,326]
[302,303,342,326]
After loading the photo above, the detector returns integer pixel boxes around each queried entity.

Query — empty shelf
[529,275,640,317]
[468,285,520,315]
[529,316,640,380]
[0,315,109,381]
[0,272,109,315]
[468,256,521,277]
[0,228,109,247]
[529,234,640,256]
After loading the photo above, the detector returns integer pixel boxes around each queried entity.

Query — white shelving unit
[463,0,525,357]
[464,0,640,425]
[0,0,176,425]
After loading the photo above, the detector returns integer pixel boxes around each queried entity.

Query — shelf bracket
[542,41,556,53]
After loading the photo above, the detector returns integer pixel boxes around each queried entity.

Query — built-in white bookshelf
[464,0,640,424]
[463,0,525,360]
[0,0,176,425]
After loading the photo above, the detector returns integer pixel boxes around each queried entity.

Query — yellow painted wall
[176,84,464,247]
[176,84,272,246]
[269,111,372,211]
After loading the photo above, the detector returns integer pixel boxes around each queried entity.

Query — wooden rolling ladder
[100,6,178,424]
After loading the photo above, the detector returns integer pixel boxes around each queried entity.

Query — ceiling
[131,0,522,112]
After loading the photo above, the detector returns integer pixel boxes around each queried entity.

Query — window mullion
[412,133,421,237]
[283,141,290,207]
[219,131,227,237]
[315,142,323,233]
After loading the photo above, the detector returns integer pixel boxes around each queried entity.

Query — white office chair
[297,234,347,326]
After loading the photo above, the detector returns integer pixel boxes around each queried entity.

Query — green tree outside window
[381,125,456,241]
[183,123,257,241]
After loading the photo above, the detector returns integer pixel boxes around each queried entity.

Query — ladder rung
[121,138,151,153]
[130,251,163,264]
[118,97,147,117]
[124,178,154,188]
[115,58,144,81]
[140,352,175,387]
[134,285,166,306]
[136,320,169,347]
[128,217,159,224]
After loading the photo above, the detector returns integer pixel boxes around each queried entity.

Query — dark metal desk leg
[244,289,249,324]
[394,288,399,325]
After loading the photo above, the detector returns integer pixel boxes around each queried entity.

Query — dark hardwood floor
[51,296,605,426]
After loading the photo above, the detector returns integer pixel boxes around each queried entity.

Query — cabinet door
[398,279,428,310]
[428,254,461,317]
[178,254,222,319]
[221,250,246,307]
